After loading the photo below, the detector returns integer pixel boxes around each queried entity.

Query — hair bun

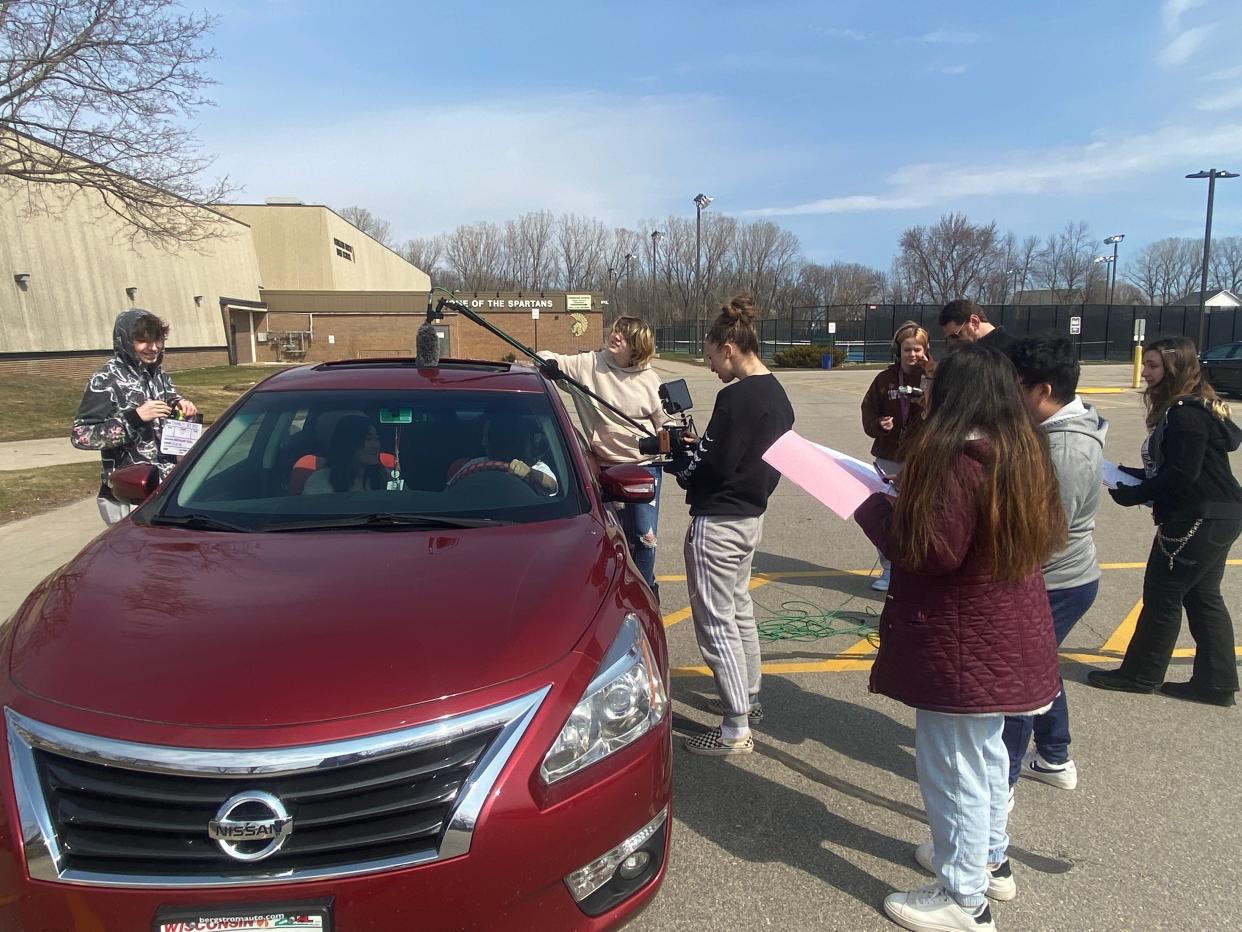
[721,293,756,322]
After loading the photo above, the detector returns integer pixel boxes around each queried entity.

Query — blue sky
[197,0,1242,270]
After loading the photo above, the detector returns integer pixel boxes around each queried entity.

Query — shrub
[502,352,518,363]
[773,345,846,369]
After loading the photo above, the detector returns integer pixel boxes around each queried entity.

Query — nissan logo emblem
[207,790,293,862]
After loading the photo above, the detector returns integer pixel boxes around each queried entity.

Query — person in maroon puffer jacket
[855,344,1067,932]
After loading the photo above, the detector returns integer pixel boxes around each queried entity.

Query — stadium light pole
[1103,234,1124,305]
[1092,256,1114,303]
[693,193,713,320]
[649,230,663,318]
[621,253,637,315]
[1186,170,1238,350]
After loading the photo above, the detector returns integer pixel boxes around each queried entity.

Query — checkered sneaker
[683,727,754,757]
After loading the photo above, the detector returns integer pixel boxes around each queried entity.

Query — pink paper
[762,430,886,520]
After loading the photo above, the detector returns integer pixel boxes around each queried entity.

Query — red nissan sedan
[0,359,671,931]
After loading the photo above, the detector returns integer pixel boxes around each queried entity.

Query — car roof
[254,359,550,393]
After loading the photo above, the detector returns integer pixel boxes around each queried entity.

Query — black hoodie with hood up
[71,309,180,500]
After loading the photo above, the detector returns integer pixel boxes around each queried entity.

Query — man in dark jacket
[71,309,198,524]
[940,298,1017,356]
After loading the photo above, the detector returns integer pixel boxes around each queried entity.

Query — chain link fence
[656,304,1242,363]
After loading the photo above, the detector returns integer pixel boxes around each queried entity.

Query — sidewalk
[0,496,100,619]
[0,438,98,471]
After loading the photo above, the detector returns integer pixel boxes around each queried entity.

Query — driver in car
[449,416,558,495]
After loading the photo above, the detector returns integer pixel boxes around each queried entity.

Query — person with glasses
[939,299,1016,356]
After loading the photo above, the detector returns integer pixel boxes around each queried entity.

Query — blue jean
[915,710,1009,909]
[1002,579,1098,782]
[618,466,662,588]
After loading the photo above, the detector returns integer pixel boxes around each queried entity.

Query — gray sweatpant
[684,514,764,731]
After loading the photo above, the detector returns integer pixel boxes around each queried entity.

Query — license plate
[154,902,331,932]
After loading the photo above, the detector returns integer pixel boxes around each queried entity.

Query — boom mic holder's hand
[433,295,655,438]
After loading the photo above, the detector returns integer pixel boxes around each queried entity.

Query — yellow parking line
[1102,599,1143,654]
[663,575,775,628]
[1079,387,1127,394]
[671,636,877,678]
[655,560,1242,584]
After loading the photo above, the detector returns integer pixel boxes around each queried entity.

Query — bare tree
[1123,237,1202,304]
[400,236,444,276]
[555,213,610,291]
[1032,222,1096,302]
[1,0,231,241]
[895,213,1000,304]
[504,210,559,289]
[731,220,802,315]
[336,206,395,247]
[443,221,506,291]
[1211,236,1242,293]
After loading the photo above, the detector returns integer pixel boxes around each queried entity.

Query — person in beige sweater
[541,317,666,590]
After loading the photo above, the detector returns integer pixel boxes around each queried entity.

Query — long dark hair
[1143,335,1230,428]
[891,345,1066,582]
[326,415,385,492]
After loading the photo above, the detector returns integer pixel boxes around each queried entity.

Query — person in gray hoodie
[71,309,198,525]
[1003,336,1107,799]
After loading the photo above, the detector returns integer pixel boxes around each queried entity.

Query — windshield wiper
[265,513,511,532]
[147,513,253,533]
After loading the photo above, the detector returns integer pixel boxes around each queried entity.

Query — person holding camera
[71,308,198,525]
[540,316,667,590]
[860,321,934,590]
[675,294,795,757]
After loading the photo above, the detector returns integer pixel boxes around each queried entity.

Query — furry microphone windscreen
[415,323,440,367]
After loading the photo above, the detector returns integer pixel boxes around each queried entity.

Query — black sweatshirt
[675,373,795,517]
[1113,397,1242,524]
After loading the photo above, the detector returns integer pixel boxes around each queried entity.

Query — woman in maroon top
[855,344,1066,932]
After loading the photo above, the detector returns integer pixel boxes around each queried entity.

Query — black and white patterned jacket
[71,309,180,499]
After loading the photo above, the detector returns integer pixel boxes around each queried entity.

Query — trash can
[820,352,834,370]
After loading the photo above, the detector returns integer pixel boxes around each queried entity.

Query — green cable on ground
[752,595,881,647]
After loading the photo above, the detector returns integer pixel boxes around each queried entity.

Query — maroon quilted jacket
[854,441,1060,714]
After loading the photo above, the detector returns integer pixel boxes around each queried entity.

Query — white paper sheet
[1102,460,1143,490]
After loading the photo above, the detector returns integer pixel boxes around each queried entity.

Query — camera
[638,379,696,458]
[895,385,924,398]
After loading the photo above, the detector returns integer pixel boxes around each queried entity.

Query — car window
[1203,344,1241,360]
[160,389,585,530]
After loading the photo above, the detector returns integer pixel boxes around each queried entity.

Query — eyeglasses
[944,326,964,341]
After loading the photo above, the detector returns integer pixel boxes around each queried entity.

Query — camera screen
[658,379,693,414]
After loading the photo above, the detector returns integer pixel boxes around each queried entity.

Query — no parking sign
[1070,316,1082,335]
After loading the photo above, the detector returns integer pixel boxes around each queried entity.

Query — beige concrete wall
[0,176,261,355]
[221,205,430,293]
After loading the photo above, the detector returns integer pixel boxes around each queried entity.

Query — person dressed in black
[939,298,1017,356]
[1088,336,1242,707]
[674,293,796,756]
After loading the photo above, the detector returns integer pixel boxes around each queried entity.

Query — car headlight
[541,614,667,783]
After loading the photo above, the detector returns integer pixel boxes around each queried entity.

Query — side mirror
[108,463,160,504]
[599,464,656,504]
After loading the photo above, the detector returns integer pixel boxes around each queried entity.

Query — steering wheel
[446,459,522,488]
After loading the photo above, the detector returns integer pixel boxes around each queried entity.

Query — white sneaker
[1021,751,1078,790]
[914,842,1017,902]
[883,883,996,932]
[871,568,891,591]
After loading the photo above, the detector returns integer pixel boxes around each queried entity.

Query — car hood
[9,515,619,728]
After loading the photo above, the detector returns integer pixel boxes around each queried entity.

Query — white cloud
[937,65,969,75]
[1196,87,1242,111]
[917,29,982,45]
[203,93,791,239]
[1162,0,1205,33]
[1204,64,1242,81]
[742,122,1242,217]
[1158,25,1213,67]
[814,26,866,41]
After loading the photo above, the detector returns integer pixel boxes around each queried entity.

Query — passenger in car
[449,416,558,495]
[303,415,389,493]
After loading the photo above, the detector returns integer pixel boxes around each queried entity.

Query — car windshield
[154,388,585,531]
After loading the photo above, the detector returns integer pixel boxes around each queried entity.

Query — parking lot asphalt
[1,361,1237,932]
[632,359,1241,932]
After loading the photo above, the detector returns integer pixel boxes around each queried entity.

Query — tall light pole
[621,253,637,315]
[607,266,617,322]
[693,193,713,319]
[1008,268,1023,305]
[1004,268,1019,305]
[1187,169,1238,350]
[1092,256,1114,303]
[1103,233,1124,305]
[649,230,663,319]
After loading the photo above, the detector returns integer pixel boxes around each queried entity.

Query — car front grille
[6,689,548,887]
